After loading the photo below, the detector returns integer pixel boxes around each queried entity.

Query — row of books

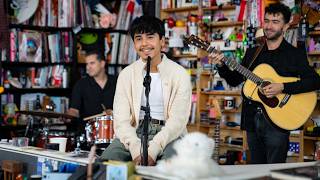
[1,65,69,89]
[8,29,73,63]
[15,0,92,28]
[111,34,139,65]
[16,0,143,30]
[285,28,299,47]
[161,0,199,9]
[77,32,138,67]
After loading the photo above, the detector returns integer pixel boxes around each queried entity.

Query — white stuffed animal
[157,132,224,179]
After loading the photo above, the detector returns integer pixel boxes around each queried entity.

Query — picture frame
[181,0,198,7]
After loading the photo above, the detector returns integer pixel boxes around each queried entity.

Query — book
[271,164,320,180]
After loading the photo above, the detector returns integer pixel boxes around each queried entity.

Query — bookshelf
[0,0,144,140]
[159,0,247,164]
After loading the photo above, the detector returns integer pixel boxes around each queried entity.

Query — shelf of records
[1,65,70,90]
[5,29,74,63]
[9,0,143,31]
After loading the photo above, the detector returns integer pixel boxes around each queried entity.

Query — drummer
[67,50,117,125]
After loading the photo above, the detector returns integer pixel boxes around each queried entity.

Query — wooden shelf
[220,143,243,150]
[200,108,240,113]
[202,5,236,11]
[9,24,72,32]
[80,27,128,34]
[190,70,212,76]
[287,153,300,157]
[308,52,320,56]
[9,24,128,34]
[210,21,243,27]
[309,31,320,36]
[173,54,198,59]
[200,71,212,76]
[4,88,72,94]
[289,136,301,142]
[220,126,241,131]
[161,6,198,13]
[199,123,216,128]
[222,109,241,113]
[304,136,320,141]
[201,90,241,96]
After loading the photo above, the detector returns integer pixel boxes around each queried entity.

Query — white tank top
[139,72,165,121]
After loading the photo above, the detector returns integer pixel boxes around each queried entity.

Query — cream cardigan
[113,54,192,160]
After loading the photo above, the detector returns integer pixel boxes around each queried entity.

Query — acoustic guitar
[185,35,317,130]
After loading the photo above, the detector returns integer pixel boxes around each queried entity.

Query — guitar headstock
[184,35,210,50]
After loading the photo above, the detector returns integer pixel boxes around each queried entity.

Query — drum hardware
[24,115,34,137]
[18,110,76,150]
[84,112,114,147]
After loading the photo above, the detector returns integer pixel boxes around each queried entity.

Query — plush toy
[95,3,117,28]
[157,132,224,179]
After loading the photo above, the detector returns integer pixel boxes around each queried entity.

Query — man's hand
[133,155,156,166]
[104,109,113,115]
[262,83,284,98]
[208,47,224,66]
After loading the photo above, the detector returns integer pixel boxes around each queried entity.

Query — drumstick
[87,145,96,180]
[83,112,105,121]
[101,104,106,111]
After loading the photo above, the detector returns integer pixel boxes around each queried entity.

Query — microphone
[146,56,151,75]
[143,56,151,90]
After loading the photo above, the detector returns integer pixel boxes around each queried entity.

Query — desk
[0,143,317,179]
[136,161,317,180]
[0,143,89,176]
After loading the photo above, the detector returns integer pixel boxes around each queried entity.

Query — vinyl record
[15,0,39,23]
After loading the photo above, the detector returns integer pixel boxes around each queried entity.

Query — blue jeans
[247,109,289,164]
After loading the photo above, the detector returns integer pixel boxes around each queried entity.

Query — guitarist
[209,3,320,164]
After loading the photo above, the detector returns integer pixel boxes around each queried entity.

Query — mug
[224,96,235,110]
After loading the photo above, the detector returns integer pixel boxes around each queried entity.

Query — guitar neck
[206,46,263,85]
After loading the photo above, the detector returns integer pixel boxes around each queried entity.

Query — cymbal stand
[42,117,51,148]
[24,115,34,137]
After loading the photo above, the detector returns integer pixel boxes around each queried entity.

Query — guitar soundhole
[258,81,279,108]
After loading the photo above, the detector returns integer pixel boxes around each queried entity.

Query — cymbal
[18,110,77,119]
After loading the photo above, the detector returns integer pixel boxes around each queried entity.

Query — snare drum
[85,113,114,144]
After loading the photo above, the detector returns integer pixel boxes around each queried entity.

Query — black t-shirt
[70,75,117,119]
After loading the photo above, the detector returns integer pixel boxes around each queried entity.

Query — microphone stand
[141,56,152,166]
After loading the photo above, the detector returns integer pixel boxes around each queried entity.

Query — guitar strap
[247,37,266,69]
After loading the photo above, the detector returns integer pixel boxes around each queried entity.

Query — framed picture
[181,0,197,7]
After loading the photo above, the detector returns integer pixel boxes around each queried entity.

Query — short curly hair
[265,3,291,24]
[129,15,165,40]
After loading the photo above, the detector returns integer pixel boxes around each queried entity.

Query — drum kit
[18,110,114,154]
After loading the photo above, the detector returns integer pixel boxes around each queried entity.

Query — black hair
[129,15,165,40]
[85,49,105,62]
[265,3,291,24]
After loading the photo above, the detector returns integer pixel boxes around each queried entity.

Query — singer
[100,15,192,166]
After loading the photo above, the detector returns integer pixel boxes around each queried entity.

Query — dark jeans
[247,109,289,164]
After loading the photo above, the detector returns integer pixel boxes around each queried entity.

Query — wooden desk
[0,142,89,176]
